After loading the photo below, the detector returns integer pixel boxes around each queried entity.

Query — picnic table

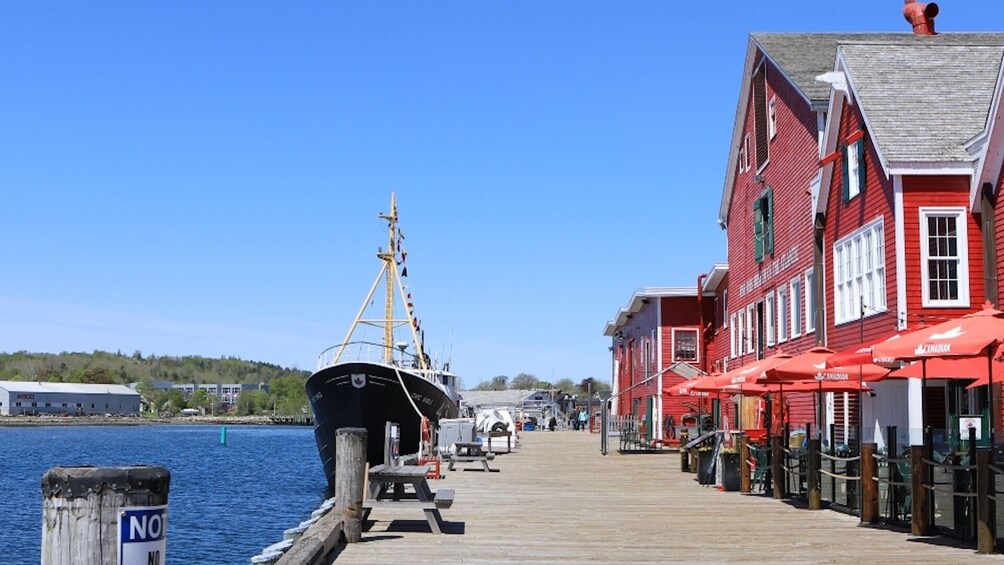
[363,464,455,534]
[488,430,513,453]
[449,441,496,472]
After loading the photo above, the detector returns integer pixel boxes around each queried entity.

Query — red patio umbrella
[760,380,874,394]
[711,352,793,387]
[824,331,905,367]
[663,374,718,397]
[765,347,890,383]
[871,302,1004,446]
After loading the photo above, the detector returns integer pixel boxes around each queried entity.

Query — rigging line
[393,363,425,420]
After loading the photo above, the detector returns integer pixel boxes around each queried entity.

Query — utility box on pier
[437,418,476,453]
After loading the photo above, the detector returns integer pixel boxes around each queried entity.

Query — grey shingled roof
[840,44,1004,164]
[752,33,1004,105]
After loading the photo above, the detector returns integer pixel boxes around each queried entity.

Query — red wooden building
[603,281,720,441]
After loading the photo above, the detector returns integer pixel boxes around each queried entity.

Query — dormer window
[843,137,866,201]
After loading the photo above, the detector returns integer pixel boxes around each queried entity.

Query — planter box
[720,451,741,491]
[697,450,716,485]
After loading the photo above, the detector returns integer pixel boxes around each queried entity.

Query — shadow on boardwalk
[333,431,1004,564]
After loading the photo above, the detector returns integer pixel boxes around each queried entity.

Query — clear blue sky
[1,2,999,388]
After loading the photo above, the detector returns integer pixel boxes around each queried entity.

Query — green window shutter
[764,188,774,255]
[841,144,850,202]
[753,198,764,262]
[857,139,866,196]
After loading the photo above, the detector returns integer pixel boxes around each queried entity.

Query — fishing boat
[305,194,460,489]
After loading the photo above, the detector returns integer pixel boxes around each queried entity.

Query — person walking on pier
[578,409,588,431]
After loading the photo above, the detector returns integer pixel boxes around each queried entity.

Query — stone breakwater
[0,415,282,427]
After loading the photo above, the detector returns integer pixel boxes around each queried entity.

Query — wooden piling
[861,443,878,523]
[680,430,690,472]
[740,434,751,493]
[977,449,995,554]
[772,435,783,500]
[335,427,367,543]
[41,466,170,565]
[911,445,930,536]
[807,438,821,510]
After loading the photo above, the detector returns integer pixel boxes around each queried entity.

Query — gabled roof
[841,43,1004,166]
[721,32,1004,226]
[815,36,1004,217]
[603,287,701,336]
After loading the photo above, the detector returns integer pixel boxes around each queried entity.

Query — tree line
[471,373,609,396]
[0,350,310,416]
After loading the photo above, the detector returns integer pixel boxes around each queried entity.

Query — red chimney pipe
[903,0,938,35]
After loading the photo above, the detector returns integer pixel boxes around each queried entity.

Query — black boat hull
[305,362,458,489]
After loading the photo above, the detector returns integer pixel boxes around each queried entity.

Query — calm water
[0,425,327,564]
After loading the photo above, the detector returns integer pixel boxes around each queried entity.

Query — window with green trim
[842,138,866,201]
[753,187,774,262]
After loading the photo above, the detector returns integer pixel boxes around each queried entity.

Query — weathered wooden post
[680,429,690,473]
[861,442,878,523]
[911,445,930,536]
[807,437,821,510]
[772,435,784,499]
[739,434,751,493]
[42,466,170,565]
[977,448,995,554]
[335,427,367,543]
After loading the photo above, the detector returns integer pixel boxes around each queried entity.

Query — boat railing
[316,341,433,373]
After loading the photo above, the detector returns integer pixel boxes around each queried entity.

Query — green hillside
[0,350,311,416]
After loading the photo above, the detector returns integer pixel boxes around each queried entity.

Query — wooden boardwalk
[331,431,1004,564]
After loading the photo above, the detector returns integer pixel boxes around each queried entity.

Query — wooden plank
[333,431,1000,563]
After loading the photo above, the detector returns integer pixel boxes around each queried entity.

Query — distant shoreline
[0,415,299,427]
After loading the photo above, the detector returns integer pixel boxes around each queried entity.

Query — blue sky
[1,2,999,388]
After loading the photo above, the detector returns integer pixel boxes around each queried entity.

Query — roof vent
[903,0,938,35]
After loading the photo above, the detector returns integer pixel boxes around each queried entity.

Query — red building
[815,34,1004,445]
[603,282,719,441]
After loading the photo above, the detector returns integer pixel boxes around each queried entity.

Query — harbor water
[0,424,326,564]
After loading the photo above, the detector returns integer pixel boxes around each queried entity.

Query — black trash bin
[698,449,716,485]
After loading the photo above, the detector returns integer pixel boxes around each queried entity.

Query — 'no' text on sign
[119,505,167,565]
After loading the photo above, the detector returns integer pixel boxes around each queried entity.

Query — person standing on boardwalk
[549,415,557,431]
[578,409,588,431]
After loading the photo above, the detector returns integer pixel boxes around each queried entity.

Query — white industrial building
[0,381,141,416]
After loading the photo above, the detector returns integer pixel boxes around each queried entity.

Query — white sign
[119,505,167,565]
[959,417,983,441]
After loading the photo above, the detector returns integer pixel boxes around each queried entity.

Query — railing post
[680,429,690,472]
[861,442,878,523]
[808,437,821,510]
[977,449,995,554]
[41,466,170,565]
[772,435,784,500]
[740,434,751,493]
[335,427,368,543]
[911,445,930,536]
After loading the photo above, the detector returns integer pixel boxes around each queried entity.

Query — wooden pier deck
[331,431,1004,564]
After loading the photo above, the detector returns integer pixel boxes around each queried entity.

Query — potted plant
[697,446,716,485]
[719,447,741,491]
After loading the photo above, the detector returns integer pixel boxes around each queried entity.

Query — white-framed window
[834,216,887,324]
[730,313,738,358]
[722,288,728,327]
[743,134,751,172]
[768,96,777,139]
[765,292,776,346]
[734,309,742,357]
[777,286,788,343]
[673,328,699,363]
[844,138,864,201]
[805,268,816,332]
[790,276,802,338]
[920,207,970,307]
[746,304,755,355]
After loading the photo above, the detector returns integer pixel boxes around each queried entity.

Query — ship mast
[330,193,429,371]
[378,195,397,364]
